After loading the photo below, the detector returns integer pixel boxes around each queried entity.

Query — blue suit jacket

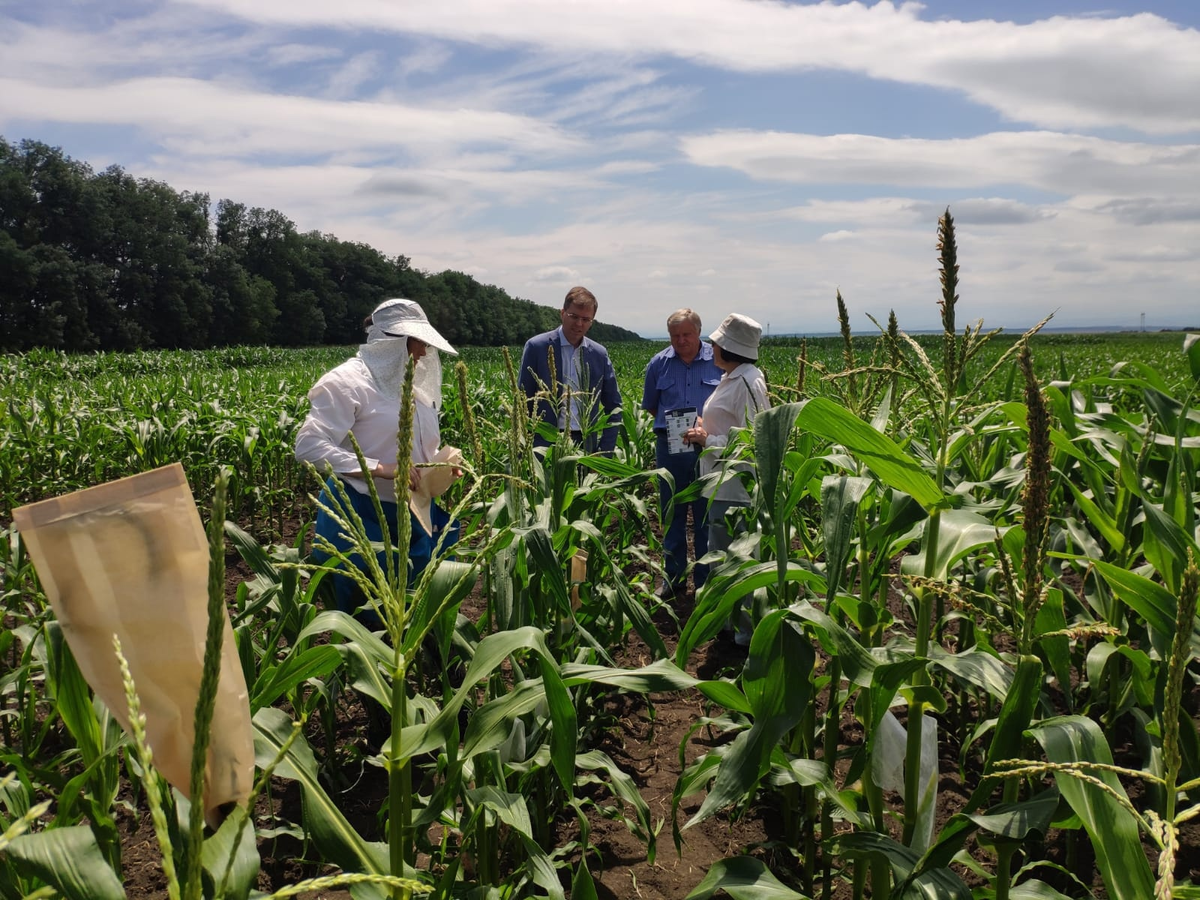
[519,329,622,452]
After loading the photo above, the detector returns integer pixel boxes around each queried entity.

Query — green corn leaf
[572,854,599,900]
[402,560,477,657]
[753,402,804,516]
[821,475,872,599]
[223,520,280,582]
[767,758,866,826]
[1141,499,1198,595]
[395,627,558,765]
[795,397,945,510]
[466,786,565,900]
[684,855,811,899]
[520,526,573,614]
[1029,716,1155,900]
[685,612,813,830]
[250,645,342,712]
[931,646,1015,703]
[1034,589,1072,709]
[1062,480,1125,553]
[965,655,1043,812]
[577,749,656,863]
[201,804,259,900]
[560,659,697,692]
[336,641,394,712]
[787,601,879,688]
[540,657,576,796]
[1008,880,1077,899]
[4,826,126,900]
[252,707,389,884]
[298,610,392,670]
[900,508,1009,582]
[457,680,549,760]
[580,535,669,659]
[1184,333,1200,382]
[1090,559,1182,657]
[838,831,970,899]
[913,789,1059,877]
[678,562,826,665]
[44,623,101,767]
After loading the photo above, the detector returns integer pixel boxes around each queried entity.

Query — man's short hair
[564,286,597,311]
[666,308,701,331]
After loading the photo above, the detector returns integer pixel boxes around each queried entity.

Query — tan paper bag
[12,463,254,825]
[410,445,463,537]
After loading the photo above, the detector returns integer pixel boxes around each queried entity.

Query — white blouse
[699,363,770,503]
[294,356,439,503]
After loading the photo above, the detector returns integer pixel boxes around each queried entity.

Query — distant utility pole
[1141,312,1146,332]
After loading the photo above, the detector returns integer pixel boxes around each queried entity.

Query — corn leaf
[795,397,945,510]
[821,475,872,599]
[253,707,389,887]
[900,509,1009,582]
[838,831,970,899]
[685,612,813,829]
[965,655,1043,812]
[250,645,342,712]
[3,826,125,900]
[201,805,259,900]
[1028,716,1155,900]
[684,855,810,899]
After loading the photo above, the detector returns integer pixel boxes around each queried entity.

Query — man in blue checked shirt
[642,309,723,598]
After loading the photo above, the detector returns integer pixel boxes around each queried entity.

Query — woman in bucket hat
[295,298,461,624]
[683,313,770,645]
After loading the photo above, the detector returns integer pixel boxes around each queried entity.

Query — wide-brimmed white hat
[371,298,457,355]
[709,313,761,360]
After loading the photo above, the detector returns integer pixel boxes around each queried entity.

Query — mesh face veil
[358,299,454,407]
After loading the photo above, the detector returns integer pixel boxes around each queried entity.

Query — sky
[2,2,1198,338]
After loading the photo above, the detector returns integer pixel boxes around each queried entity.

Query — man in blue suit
[519,286,622,454]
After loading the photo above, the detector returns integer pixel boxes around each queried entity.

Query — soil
[74,510,1200,899]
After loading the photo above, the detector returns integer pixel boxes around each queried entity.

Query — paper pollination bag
[12,463,254,825]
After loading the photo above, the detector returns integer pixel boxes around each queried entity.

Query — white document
[665,407,697,455]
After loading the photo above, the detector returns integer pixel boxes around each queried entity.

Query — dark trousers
[311,477,460,626]
[655,432,709,589]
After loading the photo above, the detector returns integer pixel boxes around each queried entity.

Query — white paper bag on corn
[409,445,463,537]
[12,463,254,826]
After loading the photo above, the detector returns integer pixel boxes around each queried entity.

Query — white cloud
[532,265,582,282]
[682,130,1200,198]
[819,230,857,242]
[266,44,343,67]
[171,0,1200,133]
[325,51,383,100]
[0,76,580,158]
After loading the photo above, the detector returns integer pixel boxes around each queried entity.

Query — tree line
[0,138,641,352]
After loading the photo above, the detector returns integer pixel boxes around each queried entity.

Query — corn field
[3,218,1200,900]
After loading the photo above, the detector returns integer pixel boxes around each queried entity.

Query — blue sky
[2,1,1197,337]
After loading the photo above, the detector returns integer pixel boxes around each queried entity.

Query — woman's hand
[408,467,421,491]
[684,425,708,448]
[372,462,398,480]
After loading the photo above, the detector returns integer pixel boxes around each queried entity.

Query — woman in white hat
[295,298,459,622]
[683,313,770,645]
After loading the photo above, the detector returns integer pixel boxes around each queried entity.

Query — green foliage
[5,210,1200,900]
[0,138,640,353]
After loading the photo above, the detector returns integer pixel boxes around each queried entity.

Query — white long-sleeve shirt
[294,357,439,503]
[699,363,770,503]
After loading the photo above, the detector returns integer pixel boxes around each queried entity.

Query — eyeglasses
[564,311,594,324]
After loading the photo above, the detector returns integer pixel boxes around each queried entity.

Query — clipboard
[665,407,697,455]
